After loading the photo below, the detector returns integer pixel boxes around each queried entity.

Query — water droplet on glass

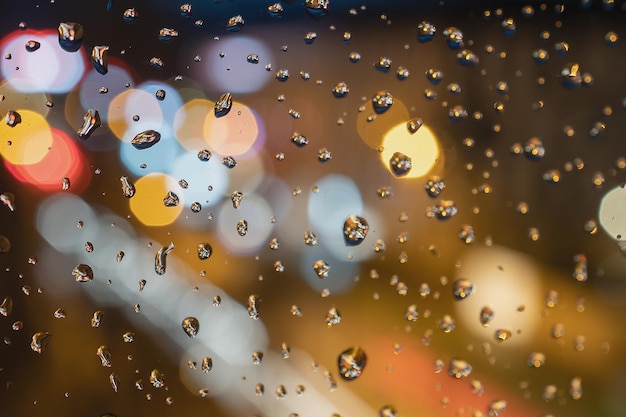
[91,45,109,74]
[348,51,361,62]
[222,156,237,168]
[372,90,393,113]
[389,152,412,177]
[0,296,13,316]
[527,352,546,368]
[255,383,265,396]
[407,118,423,134]
[131,130,161,150]
[418,21,436,42]
[162,191,180,208]
[438,315,455,333]
[404,304,419,322]
[154,242,174,275]
[122,332,134,343]
[91,310,104,327]
[119,176,136,198]
[443,27,464,49]
[181,316,200,338]
[150,369,166,388]
[24,40,40,52]
[275,68,289,81]
[291,132,309,147]
[236,219,248,236]
[424,177,445,197]
[97,345,112,367]
[325,307,341,326]
[77,109,101,140]
[226,15,244,31]
[304,0,329,18]
[5,110,21,127]
[199,356,212,372]
[248,294,260,319]
[158,27,178,42]
[304,230,318,246]
[109,373,120,392]
[197,242,212,260]
[448,105,468,122]
[180,3,192,17]
[267,2,284,17]
[72,263,93,282]
[457,49,479,66]
[494,328,512,342]
[343,215,369,246]
[427,200,458,220]
[30,331,51,353]
[378,405,397,417]
[448,358,472,379]
[231,191,244,209]
[453,279,475,300]
[313,260,330,278]
[57,22,84,52]
[214,92,232,117]
[487,399,507,416]
[212,295,221,306]
[374,56,392,72]
[252,351,263,365]
[338,346,367,381]
[523,137,546,160]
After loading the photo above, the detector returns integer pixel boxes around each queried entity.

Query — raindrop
[372,90,394,113]
[231,191,244,209]
[453,279,475,300]
[122,332,134,343]
[236,219,248,236]
[116,251,125,262]
[255,383,265,397]
[252,351,263,365]
[479,306,494,326]
[427,200,458,220]
[0,296,13,316]
[527,352,546,368]
[155,89,166,100]
[325,307,341,326]
[25,40,40,52]
[154,242,174,275]
[30,331,51,353]
[417,21,436,42]
[163,191,179,207]
[448,358,472,379]
[91,310,104,327]
[222,156,237,168]
[304,0,329,18]
[150,369,166,388]
[180,3,192,17]
[561,63,582,88]
[379,405,397,417]
[572,254,588,282]
[267,3,284,17]
[91,45,109,74]
[374,57,392,72]
[448,105,468,122]
[72,264,94,282]
[487,399,507,417]
[77,109,101,140]
[201,356,212,372]
[197,243,212,260]
[275,385,287,398]
[457,49,479,66]
[332,82,349,98]
[404,304,418,322]
[131,130,161,150]
[524,137,546,160]
[215,93,232,117]
[119,176,135,198]
[281,342,290,359]
[389,152,412,177]
[109,373,120,392]
[57,22,84,52]
[494,328,512,342]
[459,225,476,244]
[396,66,410,80]
[275,69,289,81]
[424,177,445,197]
[348,52,361,62]
[158,28,179,42]
[443,27,464,49]
[97,345,112,367]
[226,15,244,31]
[438,315,455,333]
[337,346,367,381]
[247,294,260,319]
[343,215,369,246]
[304,230,318,246]
[5,110,21,127]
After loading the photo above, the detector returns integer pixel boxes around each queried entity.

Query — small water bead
[574,335,586,351]
[389,152,412,176]
[494,328,512,342]
[427,200,458,220]
[448,105,468,123]
[418,21,436,42]
[274,261,285,272]
[53,308,66,319]
[543,169,561,184]
[97,345,112,367]
[453,279,475,300]
[570,377,583,400]
[150,369,166,388]
[523,137,546,160]
[488,399,507,417]
[252,351,263,365]
[275,69,289,81]
[374,57,392,72]
[313,259,330,278]
[404,304,419,322]
[275,385,287,399]
[337,346,367,381]
[30,331,51,353]
[255,383,265,397]
[443,27,464,48]
[527,352,546,368]
[379,405,397,417]
[119,176,136,198]
[190,202,202,213]
[109,373,120,392]
[89,310,104,328]
[0,192,15,212]
[396,66,409,80]
[72,264,93,282]
[325,307,341,326]
[123,8,139,23]
[343,215,369,245]
[348,51,361,62]
[543,384,557,401]
[0,296,12,317]
[154,242,174,275]
[77,108,101,140]
[424,89,438,100]
[236,219,248,236]
[424,177,445,197]
[479,306,494,326]
[425,68,444,85]
[372,90,394,113]
[212,295,221,306]
[438,315,455,332]
[248,294,261,319]
[221,156,237,168]
[182,317,200,338]
[448,358,472,379]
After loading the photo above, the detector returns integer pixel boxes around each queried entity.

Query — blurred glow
[0,109,53,164]
[196,36,273,93]
[380,123,440,178]
[224,150,267,193]
[119,128,182,176]
[138,80,183,125]
[216,194,274,255]
[357,97,409,149]
[204,102,265,157]
[78,61,134,122]
[108,89,163,140]
[0,80,51,116]
[174,98,215,151]
[166,151,229,208]
[129,173,184,226]
[4,128,90,193]
[36,194,99,252]
[0,30,86,93]
[307,175,380,262]
[599,186,626,240]
[455,246,541,347]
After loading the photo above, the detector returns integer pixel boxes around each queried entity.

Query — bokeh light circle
[0,109,53,165]
[174,99,215,151]
[380,123,440,178]
[599,185,626,240]
[203,102,265,157]
[129,173,184,226]
[166,151,229,208]
[216,194,274,255]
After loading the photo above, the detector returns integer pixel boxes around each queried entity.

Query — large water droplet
[131,130,161,150]
[182,317,200,338]
[72,264,94,282]
[448,358,472,379]
[325,307,341,326]
[58,22,84,52]
[215,93,232,117]
[313,259,330,278]
[119,176,135,198]
[343,215,369,246]
[372,90,394,114]
[197,242,212,260]
[0,296,13,316]
[91,45,109,75]
[337,346,367,381]
[5,110,21,127]
[226,15,244,32]
[452,279,475,300]
[389,152,412,177]
[236,219,248,236]
[97,345,112,367]
[150,369,166,388]
[417,21,436,42]
[304,0,329,18]
[154,242,174,275]
[30,331,51,353]
[77,109,101,140]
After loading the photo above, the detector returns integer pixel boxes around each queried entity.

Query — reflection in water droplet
[479,306,494,326]
[131,130,161,150]
[291,132,309,147]
[389,152,412,177]
[524,137,545,160]
[91,310,104,327]
[443,27,464,49]
[109,373,120,392]
[255,383,264,396]
[248,294,260,319]
[97,345,112,367]
[379,405,397,417]
[304,230,318,246]
[343,215,369,245]
[561,63,582,88]
[197,242,212,260]
[527,352,546,368]
[150,368,166,388]
[427,200,458,220]
[0,296,13,316]
[325,307,341,327]
[487,399,507,417]
[332,82,349,98]
[77,109,101,140]
[236,219,248,236]
[372,90,394,113]
[313,259,330,278]
[404,304,418,322]
[452,279,475,300]
[182,317,200,338]
[72,264,94,282]
[438,315,455,333]
[119,176,135,198]
[494,328,512,342]
[91,45,109,74]
[214,92,232,117]
[448,358,472,379]
[338,346,367,381]
[418,21,436,42]
[5,110,21,127]
[58,22,84,52]
[30,331,51,353]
